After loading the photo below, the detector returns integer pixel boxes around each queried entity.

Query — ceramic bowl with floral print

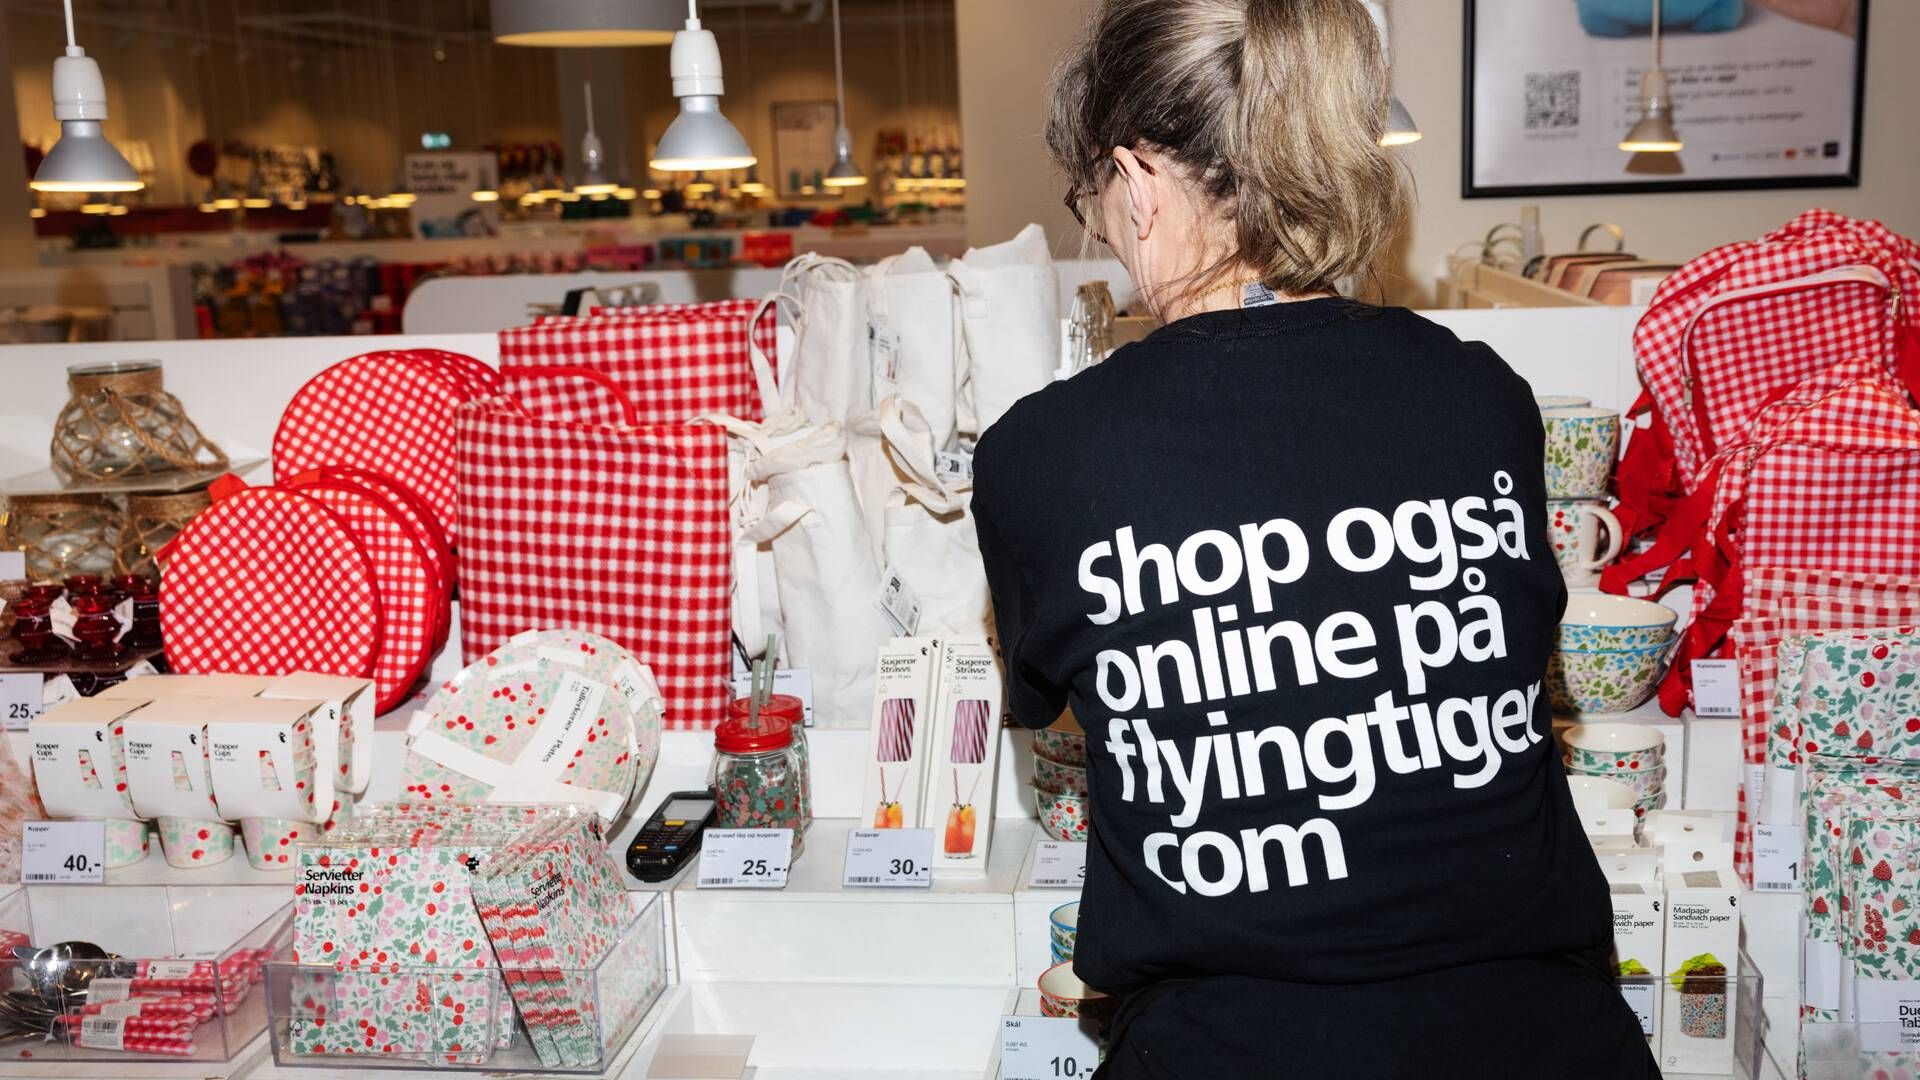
[1039,961,1115,1024]
[1632,786,1668,816]
[155,816,237,868]
[1542,407,1620,499]
[1034,783,1090,843]
[1565,774,1637,812]
[1535,395,1592,411]
[1033,751,1089,797]
[1558,595,1677,652]
[1559,722,1666,773]
[1548,641,1670,715]
[240,815,321,869]
[1034,728,1085,767]
[1049,901,1080,965]
[102,818,150,867]
[1569,762,1666,800]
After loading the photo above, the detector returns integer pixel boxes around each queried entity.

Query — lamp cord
[1652,0,1663,68]
[62,0,76,52]
[832,0,847,126]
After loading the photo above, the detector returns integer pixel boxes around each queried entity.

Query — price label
[1619,982,1655,1037]
[1752,823,1802,893]
[868,322,902,381]
[77,1015,124,1051]
[872,565,922,638]
[1690,659,1740,719]
[726,669,816,727]
[1026,840,1087,889]
[21,820,105,883]
[0,552,23,579]
[1000,1015,1100,1080]
[0,673,42,730]
[696,829,792,889]
[843,828,934,888]
[934,451,975,486]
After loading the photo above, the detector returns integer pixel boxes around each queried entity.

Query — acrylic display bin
[266,890,669,1074]
[0,885,292,1064]
[1618,947,1767,1080]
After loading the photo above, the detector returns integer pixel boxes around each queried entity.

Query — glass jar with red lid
[725,693,810,830]
[710,712,806,859]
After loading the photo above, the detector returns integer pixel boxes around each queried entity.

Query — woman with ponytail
[971,2,1655,1076]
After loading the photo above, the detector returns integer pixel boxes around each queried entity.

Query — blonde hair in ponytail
[1046,0,1409,301]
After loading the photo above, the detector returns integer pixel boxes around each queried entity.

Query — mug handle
[1581,505,1626,570]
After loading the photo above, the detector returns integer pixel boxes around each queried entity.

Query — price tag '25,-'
[696,829,792,889]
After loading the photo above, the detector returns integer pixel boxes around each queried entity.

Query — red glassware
[7,597,68,665]
[121,575,163,651]
[24,582,64,605]
[70,591,124,662]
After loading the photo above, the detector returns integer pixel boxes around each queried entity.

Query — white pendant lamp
[576,83,619,195]
[1363,1,1420,147]
[1620,0,1682,153]
[30,0,143,193]
[820,0,867,187]
[651,1,756,172]
[491,0,680,47]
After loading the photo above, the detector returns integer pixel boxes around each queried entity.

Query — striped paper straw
[879,699,916,763]
[950,699,990,765]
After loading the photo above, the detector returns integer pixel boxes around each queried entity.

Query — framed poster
[772,100,840,199]
[405,152,500,238]
[1464,0,1867,198]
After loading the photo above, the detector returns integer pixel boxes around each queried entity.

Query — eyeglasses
[1062,156,1112,246]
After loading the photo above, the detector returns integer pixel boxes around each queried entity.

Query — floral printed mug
[1542,407,1620,500]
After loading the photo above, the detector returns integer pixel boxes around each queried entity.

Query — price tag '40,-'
[843,828,933,888]
[1000,1016,1100,1080]
[1027,840,1087,889]
[21,820,106,883]
[696,829,792,889]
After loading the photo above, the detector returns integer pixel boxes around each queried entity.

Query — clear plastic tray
[1619,947,1768,1080]
[0,885,292,1063]
[266,890,668,1073]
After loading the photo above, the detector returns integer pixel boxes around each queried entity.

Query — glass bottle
[727,694,810,831]
[709,713,806,859]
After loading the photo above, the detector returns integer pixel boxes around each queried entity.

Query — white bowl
[1566,774,1637,812]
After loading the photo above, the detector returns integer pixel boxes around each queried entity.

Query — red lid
[727,693,804,724]
[714,713,795,754]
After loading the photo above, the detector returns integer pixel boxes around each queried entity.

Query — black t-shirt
[974,299,1648,1075]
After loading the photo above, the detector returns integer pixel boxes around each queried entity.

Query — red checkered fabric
[1634,210,1920,483]
[406,348,501,402]
[453,389,732,731]
[273,352,488,546]
[280,475,445,714]
[160,487,383,682]
[306,465,456,652]
[501,298,774,426]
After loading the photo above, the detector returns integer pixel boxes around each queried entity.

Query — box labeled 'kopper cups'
[29,697,150,822]
[1660,843,1740,1075]
[203,696,333,825]
[922,638,1003,875]
[259,673,373,796]
[860,637,942,831]
[1600,850,1663,1043]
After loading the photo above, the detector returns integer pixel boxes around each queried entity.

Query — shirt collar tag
[1240,282,1280,308]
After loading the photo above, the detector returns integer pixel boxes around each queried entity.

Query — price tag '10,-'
[696,829,793,889]
[1000,1016,1100,1080]
[1752,823,1802,893]
[21,820,106,883]
[1027,840,1087,889]
[843,828,934,888]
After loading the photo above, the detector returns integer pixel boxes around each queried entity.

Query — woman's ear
[1110,146,1158,242]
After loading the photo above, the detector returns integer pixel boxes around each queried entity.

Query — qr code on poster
[1524,70,1581,129]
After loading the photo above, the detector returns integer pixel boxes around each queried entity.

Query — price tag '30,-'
[696,829,792,889]
[843,828,934,888]
[1000,1015,1100,1080]
[21,820,106,883]
[1026,840,1087,889]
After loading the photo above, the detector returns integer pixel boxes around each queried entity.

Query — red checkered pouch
[453,367,731,730]
[1607,210,1920,566]
[160,479,383,683]
[500,298,775,426]
[1648,358,1920,717]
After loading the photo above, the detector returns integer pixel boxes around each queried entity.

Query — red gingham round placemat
[273,352,472,544]
[295,465,455,652]
[407,348,500,401]
[280,473,444,713]
[161,488,382,681]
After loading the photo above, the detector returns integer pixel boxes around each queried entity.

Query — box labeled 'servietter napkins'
[1660,843,1740,1074]
[860,637,942,830]
[922,637,1002,874]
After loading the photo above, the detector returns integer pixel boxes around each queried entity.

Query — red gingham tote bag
[500,298,774,426]
[159,480,383,682]
[453,368,731,730]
